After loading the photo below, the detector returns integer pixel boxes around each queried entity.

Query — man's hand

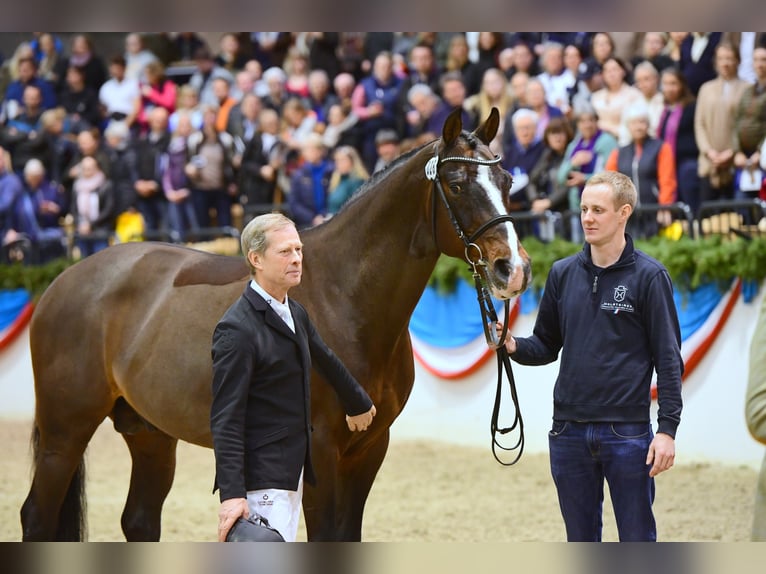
[646,432,675,477]
[565,171,587,188]
[570,150,594,167]
[494,321,517,354]
[218,497,250,542]
[346,405,376,431]
[656,209,672,227]
[135,180,158,197]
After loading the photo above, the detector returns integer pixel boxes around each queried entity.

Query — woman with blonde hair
[325,145,368,218]
[4,42,35,81]
[169,84,203,132]
[444,34,482,96]
[463,67,514,154]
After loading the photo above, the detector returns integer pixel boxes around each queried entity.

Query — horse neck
[304,152,439,340]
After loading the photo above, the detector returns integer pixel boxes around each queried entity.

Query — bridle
[425,148,525,466]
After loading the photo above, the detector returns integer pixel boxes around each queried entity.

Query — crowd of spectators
[2,32,766,264]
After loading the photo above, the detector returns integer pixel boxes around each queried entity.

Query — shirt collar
[250,278,288,307]
[250,279,294,332]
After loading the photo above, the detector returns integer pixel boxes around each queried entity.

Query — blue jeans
[77,237,109,257]
[167,200,199,241]
[136,195,168,231]
[191,188,232,228]
[548,420,656,541]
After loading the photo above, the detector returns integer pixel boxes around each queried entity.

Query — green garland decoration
[428,235,766,296]
[0,258,73,301]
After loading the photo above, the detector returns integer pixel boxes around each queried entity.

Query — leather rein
[425,150,525,466]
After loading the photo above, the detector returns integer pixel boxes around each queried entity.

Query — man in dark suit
[211,213,376,542]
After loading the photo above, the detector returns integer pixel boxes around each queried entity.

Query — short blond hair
[586,171,637,210]
[241,213,296,273]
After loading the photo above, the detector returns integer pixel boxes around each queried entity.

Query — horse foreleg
[303,446,339,541]
[303,430,390,541]
[335,430,391,541]
[120,428,178,541]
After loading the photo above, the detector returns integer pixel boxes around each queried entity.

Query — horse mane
[327,130,482,219]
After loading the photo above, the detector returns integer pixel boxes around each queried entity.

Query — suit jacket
[237,131,284,206]
[680,33,722,95]
[210,285,372,501]
[225,102,258,146]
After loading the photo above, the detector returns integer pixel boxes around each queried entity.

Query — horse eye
[449,183,462,194]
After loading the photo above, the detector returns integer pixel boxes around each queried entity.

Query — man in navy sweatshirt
[499,170,683,541]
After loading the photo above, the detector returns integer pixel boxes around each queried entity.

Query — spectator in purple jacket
[161,112,198,240]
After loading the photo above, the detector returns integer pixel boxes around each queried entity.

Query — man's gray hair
[263,66,287,84]
[407,83,435,104]
[634,60,659,78]
[23,158,45,177]
[511,107,540,128]
[622,101,650,123]
[241,213,296,272]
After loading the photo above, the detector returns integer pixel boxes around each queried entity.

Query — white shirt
[691,34,710,63]
[99,77,140,115]
[537,69,576,113]
[250,279,295,333]
[738,32,757,84]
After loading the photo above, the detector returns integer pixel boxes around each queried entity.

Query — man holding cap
[569,57,604,118]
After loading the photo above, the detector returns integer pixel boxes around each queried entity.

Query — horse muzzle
[489,257,531,300]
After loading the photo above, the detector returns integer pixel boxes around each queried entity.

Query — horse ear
[441,107,463,147]
[472,107,500,145]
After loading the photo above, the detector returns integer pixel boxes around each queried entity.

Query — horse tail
[26,422,88,541]
[55,433,88,542]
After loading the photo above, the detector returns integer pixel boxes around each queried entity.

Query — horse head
[429,107,531,299]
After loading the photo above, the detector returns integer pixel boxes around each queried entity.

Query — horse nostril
[494,258,512,282]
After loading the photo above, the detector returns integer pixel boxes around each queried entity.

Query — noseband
[425,150,524,466]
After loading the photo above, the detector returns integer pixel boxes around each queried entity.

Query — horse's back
[35,242,247,315]
[30,243,249,444]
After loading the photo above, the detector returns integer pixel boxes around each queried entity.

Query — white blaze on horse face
[476,165,523,271]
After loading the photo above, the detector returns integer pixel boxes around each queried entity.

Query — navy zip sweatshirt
[513,234,683,437]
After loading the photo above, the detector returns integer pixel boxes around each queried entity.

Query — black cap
[577,58,602,81]
[193,46,213,61]
[375,129,400,146]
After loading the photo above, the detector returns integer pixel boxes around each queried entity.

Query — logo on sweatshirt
[600,285,634,314]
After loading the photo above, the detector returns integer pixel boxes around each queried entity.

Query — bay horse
[20,108,530,541]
